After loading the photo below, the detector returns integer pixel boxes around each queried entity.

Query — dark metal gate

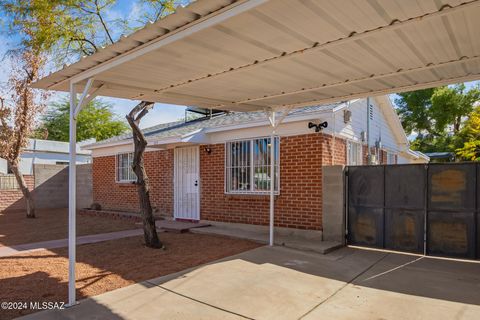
[347,163,479,259]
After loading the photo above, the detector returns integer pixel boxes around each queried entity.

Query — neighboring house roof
[25,139,91,156]
[425,152,455,159]
[404,149,430,162]
[84,103,343,149]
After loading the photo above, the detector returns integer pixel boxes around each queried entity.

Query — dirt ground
[0,209,138,247]
[0,232,261,319]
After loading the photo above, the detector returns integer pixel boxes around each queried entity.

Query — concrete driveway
[21,246,480,320]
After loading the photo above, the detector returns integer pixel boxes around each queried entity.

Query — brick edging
[79,209,143,222]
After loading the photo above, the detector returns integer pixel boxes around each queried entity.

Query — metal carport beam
[68,77,100,306]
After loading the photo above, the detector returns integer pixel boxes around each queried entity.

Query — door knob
[194,180,198,186]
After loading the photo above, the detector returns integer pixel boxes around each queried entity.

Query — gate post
[322,165,346,244]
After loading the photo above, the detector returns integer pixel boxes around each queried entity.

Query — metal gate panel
[348,166,384,248]
[428,211,476,259]
[348,207,384,247]
[427,164,477,259]
[384,165,425,253]
[348,166,384,207]
[347,163,479,260]
[385,208,424,253]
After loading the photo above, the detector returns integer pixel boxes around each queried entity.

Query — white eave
[83,104,343,150]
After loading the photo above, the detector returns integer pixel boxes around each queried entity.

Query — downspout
[366,97,371,164]
[332,111,336,165]
[269,111,275,247]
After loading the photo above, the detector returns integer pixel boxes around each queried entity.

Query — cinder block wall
[322,165,346,243]
[33,164,92,209]
[0,164,92,212]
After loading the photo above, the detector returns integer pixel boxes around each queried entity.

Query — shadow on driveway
[19,245,480,320]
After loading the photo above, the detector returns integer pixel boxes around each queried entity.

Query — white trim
[225,136,280,195]
[115,152,136,183]
[84,105,346,151]
[174,146,200,220]
[346,140,363,166]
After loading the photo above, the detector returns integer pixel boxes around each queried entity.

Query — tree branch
[95,0,114,44]
[70,37,98,53]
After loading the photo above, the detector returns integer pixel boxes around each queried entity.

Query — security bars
[226,137,279,194]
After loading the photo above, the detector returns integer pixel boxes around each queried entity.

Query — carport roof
[33,0,480,112]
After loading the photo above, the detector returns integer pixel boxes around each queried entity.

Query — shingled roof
[87,103,343,148]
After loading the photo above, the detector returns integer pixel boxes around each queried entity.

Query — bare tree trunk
[9,163,35,218]
[126,101,163,249]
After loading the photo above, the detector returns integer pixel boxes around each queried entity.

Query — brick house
[83,96,428,231]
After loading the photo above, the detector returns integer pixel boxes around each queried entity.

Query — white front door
[174,146,200,220]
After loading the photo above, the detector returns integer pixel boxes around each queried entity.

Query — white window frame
[347,140,363,166]
[225,136,280,195]
[386,151,396,165]
[116,152,136,183]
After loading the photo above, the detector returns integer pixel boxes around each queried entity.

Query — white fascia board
[181,128,209,144]
[85,105,346,150]
[373,95,409,147]
[205,107,343,134]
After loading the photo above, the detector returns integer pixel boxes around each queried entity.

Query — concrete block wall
[33,164,92,209]
[0,164,92,212]
[322,165,346,243]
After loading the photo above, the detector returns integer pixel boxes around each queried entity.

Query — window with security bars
[387,152,396,164]
[116,153,136,182]
[225,137,280,194]
[347,141,363,166]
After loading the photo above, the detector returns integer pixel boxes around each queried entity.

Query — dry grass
[0,209,138,247]
[0,232,261,319]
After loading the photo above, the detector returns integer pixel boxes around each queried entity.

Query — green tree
[456,106,480,161]
[395,83,480,154]
[395,88,435,135]
[37,99,128,142]
[1,0,178,247]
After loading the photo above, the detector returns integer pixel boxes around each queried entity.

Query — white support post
[68,81,77,306]
[269,111,276,246]
[266,107,292,247]
[68,78,98,307]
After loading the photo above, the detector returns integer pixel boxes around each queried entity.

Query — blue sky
[0,1,478,131]
[0,1,189,128]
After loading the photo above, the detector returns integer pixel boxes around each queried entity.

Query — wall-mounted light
[308,121,328,132]
[204,147,212,154]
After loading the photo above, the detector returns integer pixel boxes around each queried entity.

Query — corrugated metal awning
[33,0,480,111]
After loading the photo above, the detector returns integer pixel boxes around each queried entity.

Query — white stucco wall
[18,152,91,175]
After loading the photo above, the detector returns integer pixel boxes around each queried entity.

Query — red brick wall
[0,175,34,212]
[92,149,174,216]
[200,133,346,230]
[91,133,346,230]
[380,150,387,164]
